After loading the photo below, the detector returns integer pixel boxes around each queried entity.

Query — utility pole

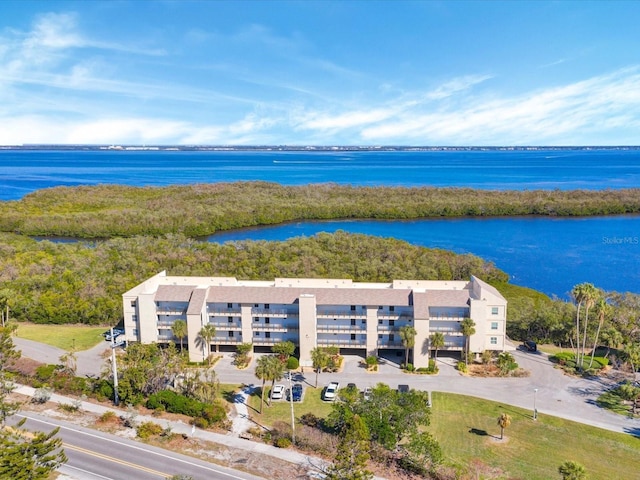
[111,327,119,406]
[287,371,295,444]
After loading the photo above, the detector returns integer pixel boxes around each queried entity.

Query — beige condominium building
[122,272,507,368]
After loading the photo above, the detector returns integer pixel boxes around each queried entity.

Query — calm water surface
[3,149,640,296]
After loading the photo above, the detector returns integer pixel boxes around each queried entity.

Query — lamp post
[533,388,538,420]
[287,371,296,444]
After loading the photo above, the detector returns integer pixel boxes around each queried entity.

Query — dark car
[291,383,303,402]
[103,328,125,341]
[397,384,410,393]
[524,340,537,352]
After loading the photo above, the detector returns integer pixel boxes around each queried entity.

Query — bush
[274,437,292,448]
[457,361,467,373]
[300,412,321,427]
[32,387,52,404]
[286,357,299,370]
[552,352,576,367]
[404,363,415,372]
[146,390,226,428]
[98,411,117,423]
[137,421,163,439]
[94,379,114,401]
[35,364,57,383]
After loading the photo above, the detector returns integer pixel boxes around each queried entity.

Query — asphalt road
[10,412,265,480]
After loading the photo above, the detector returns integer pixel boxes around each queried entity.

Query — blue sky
[1,1,640,146]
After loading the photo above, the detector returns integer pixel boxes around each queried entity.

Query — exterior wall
[122,274,508,368]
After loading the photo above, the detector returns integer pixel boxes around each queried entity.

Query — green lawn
[238,386,640,479]
[430,392,640,480]
[246,382,334,426]
[14,322,107,351]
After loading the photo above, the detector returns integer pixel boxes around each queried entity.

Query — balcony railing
[156,307,187,315]
[376,325,401,333]
[253,324,298,331]
[317,338,366,347]
[207,321,242,330]
[376,312,413,320]
[207,308,242,316]
[428,315,467,321]
[377,340,404,348]
[316,309,366,319]
[429,326,461,333]
[211,337,243,345]
[251,308,298,317]
[316,324,366,332]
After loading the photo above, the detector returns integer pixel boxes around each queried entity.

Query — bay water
[2,148,639,297]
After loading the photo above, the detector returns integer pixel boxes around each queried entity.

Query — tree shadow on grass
[468,427,499,439]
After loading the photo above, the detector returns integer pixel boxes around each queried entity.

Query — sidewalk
[13,383,330,476]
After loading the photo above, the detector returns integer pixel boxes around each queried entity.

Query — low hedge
[146,390,225,428]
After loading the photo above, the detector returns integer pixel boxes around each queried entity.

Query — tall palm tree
[571,283,586,365]
[265,354,286,406]
[460,318,476,366]
[171,320,187,352]
[430,332,445,362]
[255,355,271,414]
[198,324,217,364]
[399,325,417,368]
[497,412,511,440]
[579,283,598,370]
[588,297,611,369]
[311,347,329,388]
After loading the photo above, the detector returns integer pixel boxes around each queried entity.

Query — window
[265,304,270,309]
[362,319,366,324]
[378,306,383,310]
[265,318,270,324]
[254,304,259,308]
[131,300,136,307]
[228,316,233,322]
[265,332,271,338]
[132,315,137,323]
[229,331,234,337]
[389,334,395,342]
[133,329,138,336]
[491,322,498,330]
[389,306,395,312]
[254,317,259,322]
[378,319,383,325]
[227,303,233,308]
[491,307,499,315]
[490,337,497,345]
[389,320,395,326]
[350,305,356,311]
[378,334,382,339]
[255,332,260,337]
[351,319,356,326]
[351,334,356,340]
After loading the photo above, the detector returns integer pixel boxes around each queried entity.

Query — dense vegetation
[2,182,640,238]
[0,231,507,325]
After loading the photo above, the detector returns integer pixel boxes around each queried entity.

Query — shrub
[98,410,117,423]
[286,356,299,370]
[456,361,467,373]
[58,402,79,413]
[146,390,226,428]
[94,379,114,401]
[32,387,52,404]
[35,364,57,383]
[300,412,321,427]
[365,356,378,366]
[404,363,415,372]
[274,437,292,448]
[137,421,163,439]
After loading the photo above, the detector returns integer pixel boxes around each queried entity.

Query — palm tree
[255,355,271,414]
[558,460,587,480]
[198,324,216,364]
[579,283,598,370]
[497,412,511,440]
[588,297,611,369]
[430,332,445,362]
[399,325,417,368]
[171,320,187,352]
[311,347,329,388]
[601,327,623,360]
[571,284,586,365]
[460,318,476,366]
[265,355,286,406]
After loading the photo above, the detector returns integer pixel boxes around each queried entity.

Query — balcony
[317,338,366,347]
[429,325,460,333]
[317,324,366,333]
[376,325,401,333]
[377,340,404,348]
[316,309,366,319]
[251,308,298,317]
[207,307,242,316]
[211,337,243,345]
[207,321,242,330]
[156,307,187,315]
[376,311,413,320]
[428,315,467,321]
[253,323,298,332]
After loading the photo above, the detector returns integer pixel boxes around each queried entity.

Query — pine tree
[325,414,373,480]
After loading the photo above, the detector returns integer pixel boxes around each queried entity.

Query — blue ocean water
[1,148,639,296]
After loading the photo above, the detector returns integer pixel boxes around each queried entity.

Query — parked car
[362,387,372,401]
[291,383,303,402]
[346,382,357,390]
[323,381,340,401]
[524,340,537,352]
[271,384,285,400]
[397,384,410,393]
[103,328,125,341]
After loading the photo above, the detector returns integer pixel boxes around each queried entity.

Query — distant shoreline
[2,144,640,152]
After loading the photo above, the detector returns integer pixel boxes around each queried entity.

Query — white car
[271,384,285,400]
[323,382,340,401]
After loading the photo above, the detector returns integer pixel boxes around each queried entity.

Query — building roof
[155,285,195,302]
